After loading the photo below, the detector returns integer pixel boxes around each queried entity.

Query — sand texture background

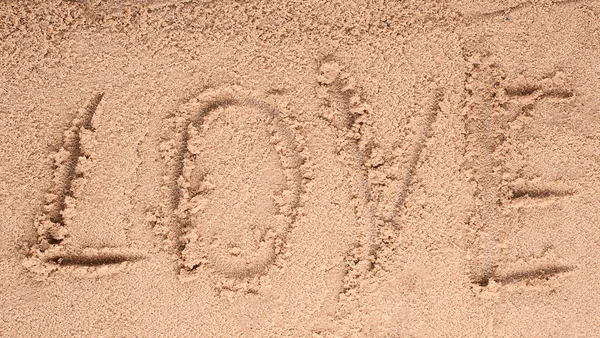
[1,0,600,336]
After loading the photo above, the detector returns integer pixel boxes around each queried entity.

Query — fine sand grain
[1,0,600,336]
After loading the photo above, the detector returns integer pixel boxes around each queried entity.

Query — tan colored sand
[1,0,600,336]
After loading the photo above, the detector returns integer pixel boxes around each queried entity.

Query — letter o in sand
[176,87,302,279]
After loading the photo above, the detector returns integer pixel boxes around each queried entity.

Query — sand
[1,0,600,336]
